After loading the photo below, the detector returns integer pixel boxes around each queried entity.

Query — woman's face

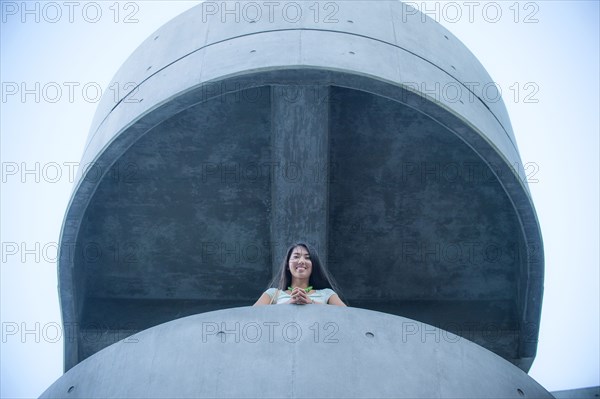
[288,246,312,279]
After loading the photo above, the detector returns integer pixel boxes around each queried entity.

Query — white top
[265,288,337,305]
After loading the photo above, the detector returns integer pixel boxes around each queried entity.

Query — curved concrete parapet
[41,307,553,398]
[57,1,544,372]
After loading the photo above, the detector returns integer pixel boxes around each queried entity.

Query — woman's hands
[287,287,314,305]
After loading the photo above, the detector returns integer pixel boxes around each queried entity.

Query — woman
[253,242,346,306]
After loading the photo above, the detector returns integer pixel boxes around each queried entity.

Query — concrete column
[270,85,330,274]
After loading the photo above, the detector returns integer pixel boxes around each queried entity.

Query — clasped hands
[287,287,314,305]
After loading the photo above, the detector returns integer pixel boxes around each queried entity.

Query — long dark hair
[268,242,344,300]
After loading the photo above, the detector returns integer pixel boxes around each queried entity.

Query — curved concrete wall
[41,307,552,398]
[80,1,521,185]
[57,0,544,372]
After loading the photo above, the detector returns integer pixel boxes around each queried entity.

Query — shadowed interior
[77,86,525,365]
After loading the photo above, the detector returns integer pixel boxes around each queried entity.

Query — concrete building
[551,386,600,398]
[42,1,550,397]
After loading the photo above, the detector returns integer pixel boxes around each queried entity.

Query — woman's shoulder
[317,287,335,293]
[265,287,290,296]
[316,288,336,297]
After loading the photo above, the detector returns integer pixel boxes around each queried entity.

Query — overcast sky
[1,1,599,397]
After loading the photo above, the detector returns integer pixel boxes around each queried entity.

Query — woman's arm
[327,294,347,307]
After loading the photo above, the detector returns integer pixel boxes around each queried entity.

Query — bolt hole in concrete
[349,51,355,55]
[347,20,354,23]
[517,388,525,396]
[67,386,75,393]
[444,35,449,40]
[250,50,256,53]
[451,65,456,70]
[365,332,374,338]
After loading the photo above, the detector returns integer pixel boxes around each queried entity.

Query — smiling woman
[253,243,346,306]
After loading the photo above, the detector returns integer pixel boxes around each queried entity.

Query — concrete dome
[57,0,544,374]
[41,307,552,398]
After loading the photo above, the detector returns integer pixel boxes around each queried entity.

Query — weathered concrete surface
[41,306,553,399]
[271,85,330,269]
[57,1,544,373]
[551,386,600,398]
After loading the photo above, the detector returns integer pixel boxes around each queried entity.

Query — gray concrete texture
[57,0,544,374]
[552,386,600,398]
[40,306,553,398]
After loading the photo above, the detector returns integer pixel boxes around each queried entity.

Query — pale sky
[1,1,599,398]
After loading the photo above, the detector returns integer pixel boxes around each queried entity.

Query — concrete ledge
[41,306,553,398]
